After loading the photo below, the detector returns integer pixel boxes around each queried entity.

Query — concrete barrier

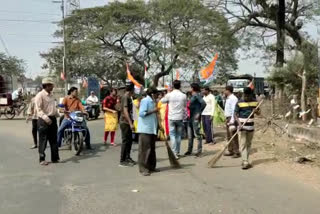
[288,125,320,145]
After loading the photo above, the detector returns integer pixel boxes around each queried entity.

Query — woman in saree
[102,88,118,146]
[157,92,168,141]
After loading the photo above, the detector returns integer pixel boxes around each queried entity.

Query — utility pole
[317,0,320,120]
[276,0,285,67]
[53,0,67,95]
[53,0,80,96]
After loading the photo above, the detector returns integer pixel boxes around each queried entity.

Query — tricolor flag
[144,63,150,88]
[126,63,142,93]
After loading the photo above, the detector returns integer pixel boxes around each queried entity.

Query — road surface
[0,118,319,214]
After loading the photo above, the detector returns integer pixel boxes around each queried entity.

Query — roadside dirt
[207,99,320,191]
[249,115,320,191]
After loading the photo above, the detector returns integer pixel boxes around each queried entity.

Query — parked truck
[227,74,265,95]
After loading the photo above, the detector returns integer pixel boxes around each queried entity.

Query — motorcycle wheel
[73,132,84,156]
[4,107,16,120]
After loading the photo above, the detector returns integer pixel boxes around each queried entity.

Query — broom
[157,110,181,168]
[208,100,264,168]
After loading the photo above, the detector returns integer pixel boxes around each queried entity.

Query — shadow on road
[61,143,106,163]
[252,157,278,166]
[157,163,195,172]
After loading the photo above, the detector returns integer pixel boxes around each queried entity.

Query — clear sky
[0,0,106,78]
[0,0,318,79]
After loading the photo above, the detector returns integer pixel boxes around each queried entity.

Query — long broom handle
[224,99,264,149]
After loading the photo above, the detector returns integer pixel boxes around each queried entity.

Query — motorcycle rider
[86,91,99,104]
[86,91,100,118]
[57,87,94,150]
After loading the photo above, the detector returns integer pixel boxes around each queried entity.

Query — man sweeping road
[234,87,261,169]
[137,88,159,176]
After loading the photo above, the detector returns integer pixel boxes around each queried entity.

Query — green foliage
[0,52,25,77]
[269,42,319,98]
[41,0,238,86]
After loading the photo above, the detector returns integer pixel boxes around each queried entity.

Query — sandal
[40,161,49,166]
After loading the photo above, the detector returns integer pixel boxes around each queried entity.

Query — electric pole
[276,0,285,67]
[317,0,320,120]
[53,0,80,96]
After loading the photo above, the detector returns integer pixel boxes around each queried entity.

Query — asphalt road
[0,117,320,214]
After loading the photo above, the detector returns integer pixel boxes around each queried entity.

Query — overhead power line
[0,19,57,23]
[0,34,10,55]
[0,9,60,16]
[6,33,54,37]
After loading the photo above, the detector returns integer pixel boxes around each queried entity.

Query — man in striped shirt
[234,87,260,170]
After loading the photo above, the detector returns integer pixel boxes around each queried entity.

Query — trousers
[120,123,133,162]
[239,131,254,162]
[226,123,239,154]
[187,118,202,153]
[138,134,156,173]
[169,120,184,155]
[32,119,38,146]
[202,115,214,143]
[38,117,59,162]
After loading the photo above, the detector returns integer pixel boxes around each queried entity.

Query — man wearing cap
[35,77,60,165]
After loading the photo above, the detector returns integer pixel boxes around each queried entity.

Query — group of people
[27,77,94,166]
[27,76,260,173]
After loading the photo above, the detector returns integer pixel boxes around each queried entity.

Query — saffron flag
[82,78,88,88]
[248,81,254,90]
[199,53,219,84]
[126,63,142,88]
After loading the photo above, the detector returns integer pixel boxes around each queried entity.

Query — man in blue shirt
[137,88,159,176]
[185,83,206,157]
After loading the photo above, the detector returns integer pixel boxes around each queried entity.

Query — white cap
[42,77,55,85]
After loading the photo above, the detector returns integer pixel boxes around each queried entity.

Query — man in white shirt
[161,80,187,158]
[86,91,100,117]
[201,87,216,144]
[12,88,22,101]
[86,91,99,104]
[224,85,240,158]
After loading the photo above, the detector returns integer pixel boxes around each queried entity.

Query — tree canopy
[41,0,239,86]
[0,52,25,77]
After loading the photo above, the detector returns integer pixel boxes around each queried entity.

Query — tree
[0,52,25,77]
[42,0,239,87]
[212,0,319,118]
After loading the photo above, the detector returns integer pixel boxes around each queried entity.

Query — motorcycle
[84,102,100,120]
[63,111,87,156]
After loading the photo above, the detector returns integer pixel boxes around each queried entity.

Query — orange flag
[248,81,254,90]
[126,63,142,88]
[200,53,219,80]
[82,78,88,88]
